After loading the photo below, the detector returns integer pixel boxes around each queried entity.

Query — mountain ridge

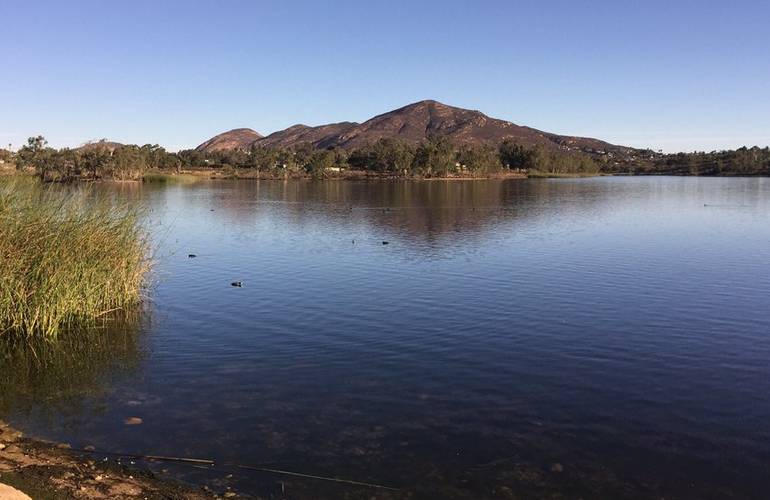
[196,100,633,154]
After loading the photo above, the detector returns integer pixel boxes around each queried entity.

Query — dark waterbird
[231,281,243,287]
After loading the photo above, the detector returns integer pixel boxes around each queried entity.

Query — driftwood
[72,448,214,465]
[236,464,399,490]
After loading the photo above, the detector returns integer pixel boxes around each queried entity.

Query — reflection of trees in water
[105,179,769,250]
[0,311,146,418]
[173,179,621,248]
[104,178,687,256]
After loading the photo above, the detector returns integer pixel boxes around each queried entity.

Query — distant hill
[78,140,124,152]
[196,100,632,154]
[195,128,263,152]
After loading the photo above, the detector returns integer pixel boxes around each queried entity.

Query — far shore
[5,168,769,185]
[174,168,530,181]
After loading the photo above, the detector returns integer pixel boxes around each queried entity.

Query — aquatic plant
[0,178,150,339]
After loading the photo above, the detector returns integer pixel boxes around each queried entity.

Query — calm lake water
[3,177,770,499]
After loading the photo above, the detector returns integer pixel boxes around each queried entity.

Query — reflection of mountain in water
[138,179,634,257]
[107,178,770,254]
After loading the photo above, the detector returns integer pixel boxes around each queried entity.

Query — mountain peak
[195,128,262,152]
[394,99,464,113]
[404,99,443,107]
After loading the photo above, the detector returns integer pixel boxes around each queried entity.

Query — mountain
[330,100,559,150]
[196,101,632,154]
[258,122,358,150]
[195,128,263,152]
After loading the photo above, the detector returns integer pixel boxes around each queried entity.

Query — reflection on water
[0,312,146,420]
[3,177,770,499]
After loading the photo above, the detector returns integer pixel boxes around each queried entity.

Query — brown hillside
[197,101,632,154]
[334,100,562,150]
[257,122,358,150]
[77,140,124,152]
[195,128,263,152]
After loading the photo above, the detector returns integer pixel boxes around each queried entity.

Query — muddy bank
[0,420,235,499]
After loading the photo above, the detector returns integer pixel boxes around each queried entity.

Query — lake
[2,177,770,499]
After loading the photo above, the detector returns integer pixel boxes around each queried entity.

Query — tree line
[6,136,602,180]
[4,136,769,180]
[8,136,180,181]
[183,137,603,176]
[635,147,770,176]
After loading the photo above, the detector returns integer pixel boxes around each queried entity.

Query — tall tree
[413,137,454,176]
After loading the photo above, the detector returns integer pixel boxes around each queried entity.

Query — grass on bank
[0,178,150,339]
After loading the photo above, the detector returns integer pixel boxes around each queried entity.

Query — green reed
[0,178,150,339]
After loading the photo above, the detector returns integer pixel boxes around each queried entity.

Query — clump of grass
[0,179,150,339]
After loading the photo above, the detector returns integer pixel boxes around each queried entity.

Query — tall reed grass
[0,178,150,339]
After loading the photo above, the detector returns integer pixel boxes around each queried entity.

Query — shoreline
[175,168,530,181]
[0,420,225,499]
[7,169,770,184]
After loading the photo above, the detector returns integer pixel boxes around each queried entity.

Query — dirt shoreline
[0,420,235,499]
[173,168,530,181]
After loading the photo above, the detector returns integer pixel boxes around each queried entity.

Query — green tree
[292,143,315,171]
[349,139,415,174]
[16,136,55,179]
[106,146,146,180]
[249,145,280,171]
[79,144,112,179]
[50,148,78,180]
[499,140,536,170]
[413,136,454,176]
[306,149,335,178]
[177,149,208,169]
[457,144,502,173]
[331,147,349,171]
[0,147,13,170]
[375,139,415,173]
[275,149,297,172]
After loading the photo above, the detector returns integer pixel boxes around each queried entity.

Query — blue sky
[1,0,768,152]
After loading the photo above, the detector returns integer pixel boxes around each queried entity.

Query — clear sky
[1,0,768,153]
